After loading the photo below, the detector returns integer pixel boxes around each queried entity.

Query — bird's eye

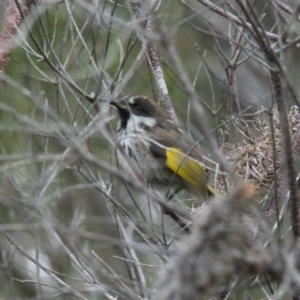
[130,103,143,113]
[135,106,142,112]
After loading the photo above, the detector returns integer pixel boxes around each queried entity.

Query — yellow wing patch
[165,147,218,198]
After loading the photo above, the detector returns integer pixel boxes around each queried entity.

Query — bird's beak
[110,100,129,112]
[99,97,129,112]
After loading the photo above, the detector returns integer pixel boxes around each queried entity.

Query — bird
[110,95,218,199]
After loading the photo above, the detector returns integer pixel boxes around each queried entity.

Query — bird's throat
[117,109,130,131]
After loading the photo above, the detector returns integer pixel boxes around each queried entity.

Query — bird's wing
[148,122,217,198]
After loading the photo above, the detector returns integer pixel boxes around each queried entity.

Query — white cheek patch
[129,114,156,130]
[128,96,135,104]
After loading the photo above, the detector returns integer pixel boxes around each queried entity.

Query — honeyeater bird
[110,95,218,199]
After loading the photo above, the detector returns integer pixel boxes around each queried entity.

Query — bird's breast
[116,127,171,184]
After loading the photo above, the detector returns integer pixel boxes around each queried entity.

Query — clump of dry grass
[220,106,300,200]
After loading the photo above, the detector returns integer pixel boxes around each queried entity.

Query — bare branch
[137,3,178,123]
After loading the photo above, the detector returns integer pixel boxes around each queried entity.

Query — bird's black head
[110,95,167,130]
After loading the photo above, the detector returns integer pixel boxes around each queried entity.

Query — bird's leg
[164,185,191,233]
[166,184,184,202]
[147,182,190,233]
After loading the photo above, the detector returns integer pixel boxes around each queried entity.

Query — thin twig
[0,223,89,300]
[195,0,300,48]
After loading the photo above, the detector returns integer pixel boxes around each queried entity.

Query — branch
[195,0,300,49]
[137,4,178,123]
[271,72,300,240]
[273,0,294,15]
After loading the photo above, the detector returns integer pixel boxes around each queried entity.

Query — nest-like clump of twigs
[157,185,285,300]
[219,106,300,200]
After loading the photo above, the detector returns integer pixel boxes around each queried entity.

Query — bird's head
[110,95,167,131]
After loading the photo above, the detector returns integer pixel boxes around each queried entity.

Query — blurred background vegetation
[0,0,300,299]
